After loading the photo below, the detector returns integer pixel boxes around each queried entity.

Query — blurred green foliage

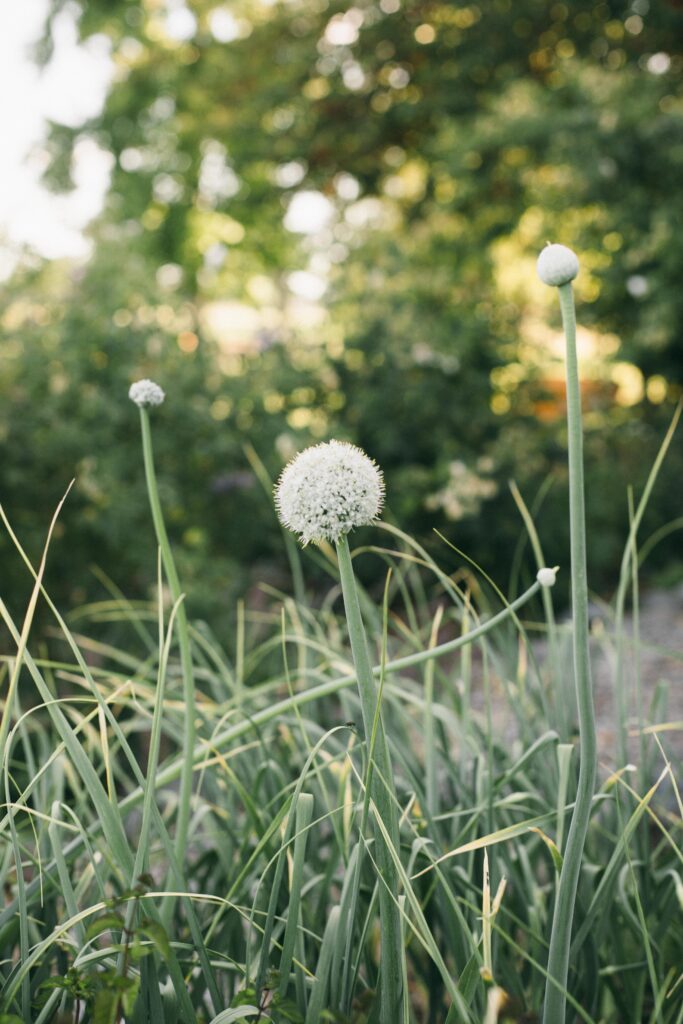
[1,0,683,626]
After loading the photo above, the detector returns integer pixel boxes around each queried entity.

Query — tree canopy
[1,0,682,620]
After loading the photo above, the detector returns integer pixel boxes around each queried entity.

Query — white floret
[275,440,385,545]
[537,244,579,287]
[129,379,165,407]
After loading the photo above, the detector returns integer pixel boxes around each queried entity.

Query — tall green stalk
[336,534,403,1024]
[138,407,196,870]
[542,276,598,1023]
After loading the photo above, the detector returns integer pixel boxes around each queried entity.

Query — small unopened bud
[537,244,579,287]
[129,379,165,408]
[537,567,559,588]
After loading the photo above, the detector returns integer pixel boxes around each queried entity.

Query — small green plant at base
[35,876,171,1024]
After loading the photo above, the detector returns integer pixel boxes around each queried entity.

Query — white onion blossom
[537,244,579,287]
[275,440,384,545]
[129,379,165,407]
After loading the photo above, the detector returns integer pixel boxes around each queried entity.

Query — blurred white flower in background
[425,458,498,521]
[129,379,165,408]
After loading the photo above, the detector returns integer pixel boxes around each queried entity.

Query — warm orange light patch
[177,330,199,353]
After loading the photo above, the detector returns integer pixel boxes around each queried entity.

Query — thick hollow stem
[139,409,196,870]
[336,533,403,1024]
[542,284,598,1023]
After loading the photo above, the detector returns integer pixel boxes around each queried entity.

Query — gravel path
[465,585,683,772]
[591,585,683,767]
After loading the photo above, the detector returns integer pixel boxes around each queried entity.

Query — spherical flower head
[275,440,385,546]
[537,244,579,287]
[537,566,559,588]
[129,379,165,408]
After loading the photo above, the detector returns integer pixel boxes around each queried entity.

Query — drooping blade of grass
[0,483,73,772]
[411,799,601,878]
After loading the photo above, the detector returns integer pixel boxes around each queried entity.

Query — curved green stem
[542,283,597,1023]
[139,408,196,870]
[336,534,403,1024]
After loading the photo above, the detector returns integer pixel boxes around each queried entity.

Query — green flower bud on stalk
[536,566,559,588]
[129,379,196,888]
[537,243,580,287]
[537,248,598,1024]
